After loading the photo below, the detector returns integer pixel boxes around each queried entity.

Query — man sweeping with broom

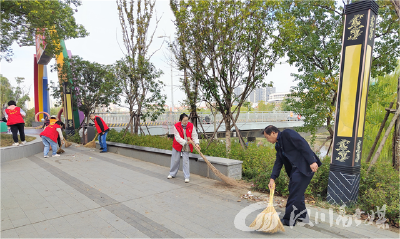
[90,114,109,153]
[263,125,322,227]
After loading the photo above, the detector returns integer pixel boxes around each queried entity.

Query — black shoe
[100,148,104,150]
[100,151,107,153]
[296,217,309,224]
[281,218,295,227]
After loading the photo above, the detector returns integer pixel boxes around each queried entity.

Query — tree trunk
[82,115,89,145]
[390,0,400,19]
[366,102,394,163]
[189,111,198,131]
[224,116,231,154]
[368,107,400,172]
[134,105,142,135]
[229,113,246,150]
[130,113,133,134]
[393,76,400,170]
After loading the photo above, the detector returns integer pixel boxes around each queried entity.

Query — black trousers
[57,136,61,147]
[10,123,25,143]
[282,167,313,225]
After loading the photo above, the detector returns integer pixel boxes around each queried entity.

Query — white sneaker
[12,143,19,146]
[52,154,60,157]
[167,175,173,179]
[20,141,26,145]
[44,155,49,158]
[185,178,190,183]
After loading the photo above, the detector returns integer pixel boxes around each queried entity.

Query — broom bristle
[249,185,284,233]
[64,141,72,148]
[84,140,97,148]
[56,148,65,154]
[84,134,98,148]
[189,141,241,187]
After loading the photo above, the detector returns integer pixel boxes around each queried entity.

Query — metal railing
[95,111,301,126]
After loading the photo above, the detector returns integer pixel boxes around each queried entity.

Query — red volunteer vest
[172,122,194,152]
[94,116,109,133]
[40,124,61,143]
[5,107,25,126]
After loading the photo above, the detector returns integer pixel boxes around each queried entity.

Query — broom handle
[269,183,275,205]
[188,138,206,160]
[93,133,99,142]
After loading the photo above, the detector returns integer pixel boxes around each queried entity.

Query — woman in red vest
[40,121,64,158]
[90,114,109,153]
[4,101,26,146]
[167,113,200,183]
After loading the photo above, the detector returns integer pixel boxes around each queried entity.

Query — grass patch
[0,134,36,147]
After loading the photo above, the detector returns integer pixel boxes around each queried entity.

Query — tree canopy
[170,0,284,151]
[279,0,400,139]
[52,56,121,124]
[1,0,88,62]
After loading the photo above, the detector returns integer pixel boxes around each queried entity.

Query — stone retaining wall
[97,141,243,181]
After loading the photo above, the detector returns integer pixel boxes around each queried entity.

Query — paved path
[1,145,398,238]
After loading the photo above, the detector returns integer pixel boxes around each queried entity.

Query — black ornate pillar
[327,0,378,205]
[63,82,75,135]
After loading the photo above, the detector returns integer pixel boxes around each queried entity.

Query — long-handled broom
[249,183,285,233]
[188,139,241,187]
[84,133,99,148]
[64,140,72,148]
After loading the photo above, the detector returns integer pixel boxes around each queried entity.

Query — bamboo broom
[188,139,241,187]
[64,140,72,148]
[249,183,285,233]
[84,133,99,148]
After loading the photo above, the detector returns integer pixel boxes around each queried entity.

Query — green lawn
[0,134,37,147]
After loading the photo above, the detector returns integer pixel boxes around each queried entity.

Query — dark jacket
[270,129,322,180]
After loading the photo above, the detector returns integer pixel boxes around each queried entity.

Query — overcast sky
[1,0,298,109]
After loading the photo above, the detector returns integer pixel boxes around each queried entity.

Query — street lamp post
[158,35,174,112]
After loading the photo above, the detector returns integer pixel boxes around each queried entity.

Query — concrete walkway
[1,145,398,238]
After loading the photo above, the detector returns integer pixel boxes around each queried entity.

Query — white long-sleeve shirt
[56,128,64,141]
[173,125,200,148]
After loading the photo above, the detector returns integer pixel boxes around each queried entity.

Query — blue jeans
[98,131,108,152]
[42,136,58,156]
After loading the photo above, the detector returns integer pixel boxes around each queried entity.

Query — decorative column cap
[345,0,379,15]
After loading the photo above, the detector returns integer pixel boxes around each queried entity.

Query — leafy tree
[0,75,14,108]
[170,0,284,151]
[171,43,202,129]
[364,62,399,168]
[50,107,63,117]
[280,98,295,111]
[13,77,30,111]
[1,0,88,62]
[114,57,165,134]
[391,0,400,18]
[279,0,400,141]
[52,56,121,128]
[24,108,36,127]
[116,0,165,135]
[0,75,30,111]
[257,101,275,112]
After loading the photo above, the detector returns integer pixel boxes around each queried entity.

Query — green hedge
[105,129,399,225]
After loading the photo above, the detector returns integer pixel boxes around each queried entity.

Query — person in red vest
[40,121,64,158]
[90,114,109,153]
[167,113,200,183]
[4,100,26,146]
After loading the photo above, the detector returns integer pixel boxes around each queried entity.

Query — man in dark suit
[264,125,322,226]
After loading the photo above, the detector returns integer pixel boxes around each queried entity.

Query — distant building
[266,87,276,103]
[247,86,276,103]
[268,92,291,103]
